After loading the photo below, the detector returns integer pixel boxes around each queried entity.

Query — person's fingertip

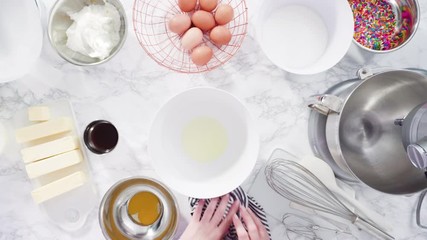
[224,202,239,223]
[234,200,241,209]
[239,204,247,213]
[247,207,255,217]
[232,200,240,208]
[232,214,241,226]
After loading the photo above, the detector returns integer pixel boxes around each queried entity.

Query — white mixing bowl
[254,0,354,75]
[148,88,259,198]
[0,0,43,83]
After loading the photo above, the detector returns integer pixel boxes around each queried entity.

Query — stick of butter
[28,106,50,122]
[15,117,72,143]
[31,171,86,204]
[25,150,83,179]
[21,136,79,163]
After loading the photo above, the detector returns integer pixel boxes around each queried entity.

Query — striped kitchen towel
[189,187,271,240]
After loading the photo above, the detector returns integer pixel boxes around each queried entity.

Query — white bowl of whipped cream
[48,0,127,65]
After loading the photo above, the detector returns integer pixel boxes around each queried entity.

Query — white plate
[148,88,259,198]
[12,100,97,231]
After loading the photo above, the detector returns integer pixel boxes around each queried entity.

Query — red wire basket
[133,0,248,73]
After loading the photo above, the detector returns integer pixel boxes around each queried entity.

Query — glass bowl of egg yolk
[133,0,248,73]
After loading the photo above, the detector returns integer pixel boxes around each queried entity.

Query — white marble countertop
[1,0,427,239]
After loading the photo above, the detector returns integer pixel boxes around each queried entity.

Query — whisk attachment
[265,159,394,240]
[281,213,353,240]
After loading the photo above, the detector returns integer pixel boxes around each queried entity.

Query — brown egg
[168,14,191,34]
[210,26,232,45]
[199,0,218,12]
[215,4,234,25]
[181,27,203,50]
[178,0,197,12]
[191,10,216,31]
[191,45,213,65]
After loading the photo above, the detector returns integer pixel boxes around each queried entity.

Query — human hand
[180,194,240,240]
[233,206,269,240]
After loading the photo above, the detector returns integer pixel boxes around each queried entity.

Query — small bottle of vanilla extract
[84,120,118,154]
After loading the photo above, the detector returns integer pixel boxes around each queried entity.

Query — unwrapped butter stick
[15,117,72,143]
[28,106,50,122]
[31,171,86,204]
[25,150,83,179]
[21,136,79,163]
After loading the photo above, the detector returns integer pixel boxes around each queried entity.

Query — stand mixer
[396,102,427,175]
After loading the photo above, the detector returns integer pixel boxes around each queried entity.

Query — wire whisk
[281,213,354,240]
[265,159,394,240]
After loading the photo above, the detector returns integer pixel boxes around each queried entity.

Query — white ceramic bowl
[0,0,43,83]
[254,0,354,75]
[148,88,259,198]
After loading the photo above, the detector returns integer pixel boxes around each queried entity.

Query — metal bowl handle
[308,94,343,115]
[357,67,427,80]
[357,67,398,79]
[407,138,427,171]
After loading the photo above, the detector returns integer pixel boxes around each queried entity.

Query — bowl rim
[47,0,128,66]
[147,87,260,198]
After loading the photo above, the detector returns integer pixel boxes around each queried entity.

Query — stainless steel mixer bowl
[335,70,427,194]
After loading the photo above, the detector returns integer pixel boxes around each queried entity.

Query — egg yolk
[127,191,162,226]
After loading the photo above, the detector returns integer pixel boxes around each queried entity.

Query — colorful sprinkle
[348,0,413,51]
